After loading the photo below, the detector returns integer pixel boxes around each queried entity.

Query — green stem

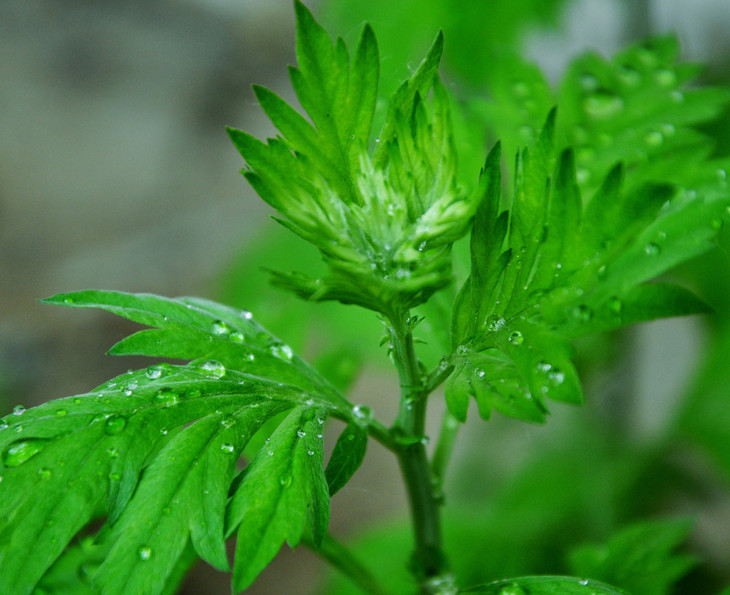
[430,409,459,497]
[389,311,450,592]
[311,534,392,595]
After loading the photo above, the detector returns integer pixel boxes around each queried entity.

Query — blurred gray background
[2,0,730,593]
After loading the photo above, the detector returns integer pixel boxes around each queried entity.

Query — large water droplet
[154,388,178,407]
[104,416,127,435]
[583,91,624,119]
[212,320,231,336]
[508,331,524,345]
[200,360,226,379]
[270,343,294,361]
[137,546,152,561]
[145,363,171,380]
[2,439,48,467]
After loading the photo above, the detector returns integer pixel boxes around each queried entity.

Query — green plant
[3,1,730,593]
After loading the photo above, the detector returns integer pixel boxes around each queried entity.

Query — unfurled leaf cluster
[229,1,479,314]
[0,290,367,594]
[446,107,730,423]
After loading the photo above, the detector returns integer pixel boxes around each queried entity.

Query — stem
[389,310,451,592]
[430,409,460,497]
[310,534,392,595]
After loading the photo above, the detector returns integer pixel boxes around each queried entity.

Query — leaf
[325,422,368,496]
[567,519,697,595]
[0,290,367,593]
[447,114,730,424]
[460,575,628,594]
[228,406,329,592]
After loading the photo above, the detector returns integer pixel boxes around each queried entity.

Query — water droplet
[456,345,469,356]
[2,439,48,467]
[267,450,274,456]
[279,474,292,488]
[38,467,52,479]
[660,123,676,137]
[212,320,231,336]
[297,430,306,438]
[718,168,728,186]
[498,584,526,595]
[241,309,253,320]
[220,443,234,454]
[352,404,373,424]
[200,360,226,379]
[154,387,178,407]
[508,331,524,345]
[418,241,427,252]
[644,242,661,255]
[160,428,168,436]
[230,332,245,343]
[271,343,294,361]
[108,471,121,481]
[145,364,170,380]
[644,130,663,146]
[104,416,127,435]
[137,546,152,561]
[55,408,68,416]
[579,578,589,586]
[607,296,623,315]
[548,368,565,385]
[307,450,315,456]
[12,405,25,416]
[576,168,591,184]
[317,417,325,425]
[654,68,676,87]
[536,361,552,373]
[220,417,234,428]
[474,368,486,379]
[583,91,624,119]
[486,316,505,332]
[572,304,593,323]
[618,65,641,86]
[579,73,599,92]
[106,447,119,458]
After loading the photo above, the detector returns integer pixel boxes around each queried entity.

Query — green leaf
[325,422,368,496]
[568,519,697,595]
[228,406,329,592]
[460,575,628,594]
[448,112,730,424]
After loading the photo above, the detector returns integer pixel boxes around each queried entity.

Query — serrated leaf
[227,406,328,592]
[460,575,628,594]
[568,519,696,595]
[325,422,368,495]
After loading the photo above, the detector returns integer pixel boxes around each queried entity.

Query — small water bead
[572,304,593,323]
[654,68,677,87]
[456,345,469,356]
[508,331,524,345]
[498,585,526,595]
[104,416,127,436]
[211,320,231,336]
[644,242,661,255]
[317,417,325,425]
[12,405,25,416]
[230,332,245,344]
[307,450,315,456]
[583,91,624,119]
[241,310,253,321]
[576,168,591,184]
[108,471,121,481]
[352,404,373,424]
[486,316,506,332]
[271,343,294,361]
[547,368,565,386]
[418,241,427,252]
[220,443,235,454]
[607,296,623,315]
[296,430,306,438]
[137,547,152,561]
[660,123,676,138]
[279,474,292,488]
[38,467,53,479]
[145,364,169,380]
[644,130,664,147]
[2,439,48,467]
[475,368,486,378]
[200,359,226,379]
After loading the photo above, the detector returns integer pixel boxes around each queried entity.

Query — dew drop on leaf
[220,443,234,454]
[241,309,253,321]
[475,368,486,378]
[307,450,315,456]
[644,242,661,255]
[572,304,593,323]
[271,343,294,361]
[654,68,676,87]
[38,467,52,479]
[104,416,127,435]
[200,359,226,379]
[154,387,178,407]
[644,130,663,146]
[145,364,170,380]
[508,331,524,345]
[212,319,231,336]
[12,405,25,416]
[583,91,624,118]
[618,65,641,86]
[230,332,245,343]
[498,584,526,595]
[352,404,373,424]
[297,430,306,438]
[607,296,623,315]
[2,439,48,467]
[548,368,565,386]
[137,547,152,561]
[718,168,728,186]
[55,408,68,416]
[280,474,292,488]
